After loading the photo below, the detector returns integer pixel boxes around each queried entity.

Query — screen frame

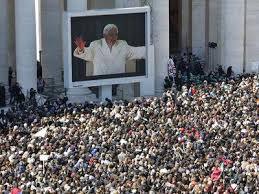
[65,6,151,88]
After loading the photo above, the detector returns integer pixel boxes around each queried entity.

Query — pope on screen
[73,24,146,76]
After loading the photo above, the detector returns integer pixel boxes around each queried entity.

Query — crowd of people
[174,53,205,77]
[6,65,45,107]
[164,57,236,92]
[0,73,258,193]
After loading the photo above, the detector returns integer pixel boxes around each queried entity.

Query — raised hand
[74,37,86,51]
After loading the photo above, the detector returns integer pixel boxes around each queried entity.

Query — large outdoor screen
[71,12,147,82]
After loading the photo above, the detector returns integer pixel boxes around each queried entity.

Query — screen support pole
[99,85,112,101]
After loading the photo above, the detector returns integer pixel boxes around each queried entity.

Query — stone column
[15,0,37,94]
[0,0,9,85]
[41,0,63,84]
[8,0,16,74]
[36,0,42,61]
[181,0,192,52]
[152,0,169,94]
[218,0,245,74]
[192,0,206,60]
[245,0,259,73]
[208,0,220,71]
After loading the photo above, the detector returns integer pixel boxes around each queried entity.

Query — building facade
[0,0,258,100]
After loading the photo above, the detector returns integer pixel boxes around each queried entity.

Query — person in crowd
[218,65,225,77]
[37,76,45,94]
[0,73,258,193]
[227,66,234,78]
[9,82,23,105]
[182,53,188,64]
[164,76,172,90]
[29,88,37,107]
[0,110,7,132]
[37,61,42,78]
[8,67,13,87]
[17,90,25,105]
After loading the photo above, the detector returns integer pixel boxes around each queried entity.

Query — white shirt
[168,58,176,77]
[74,38,146,75]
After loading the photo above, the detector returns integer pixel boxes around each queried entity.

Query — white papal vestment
[73,38,146,76]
